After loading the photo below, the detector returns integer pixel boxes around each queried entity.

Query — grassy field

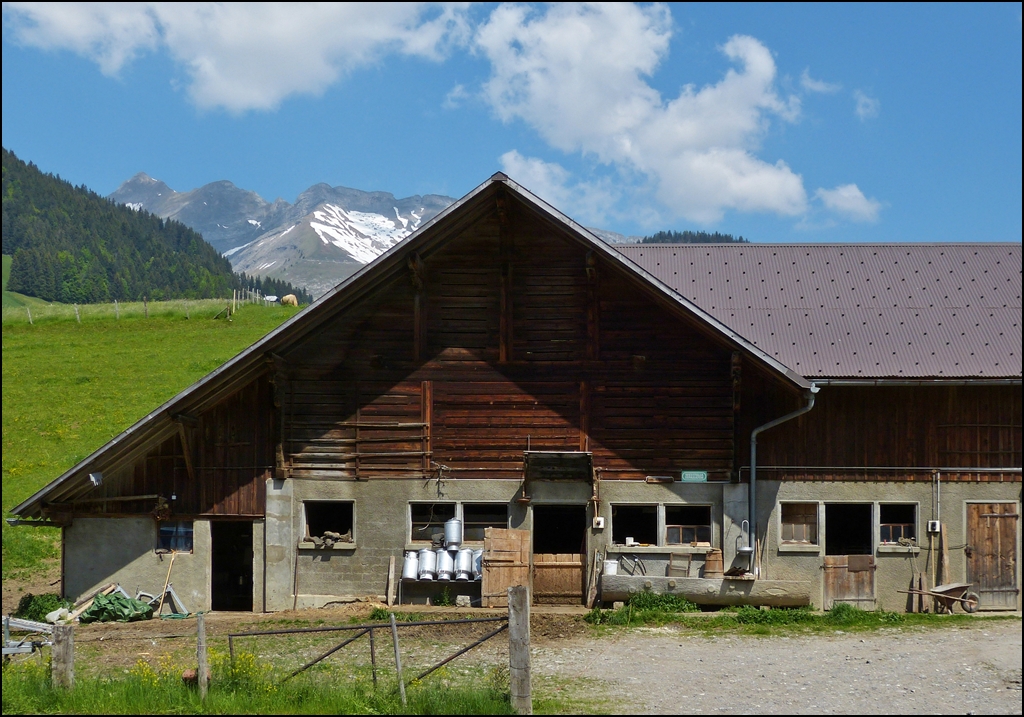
[2,301,300,579]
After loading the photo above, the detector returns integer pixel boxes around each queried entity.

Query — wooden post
[52,624,74,689]
[144,296,149,319]
[386,555,396,607]
[368,626,378,688]
[114,299,119,320]
[74,304,80,323]
[939,523,951,587]
[26,306,33,324]
[197,612,209,701]
[508,585,531,715]
[389,613,407,706]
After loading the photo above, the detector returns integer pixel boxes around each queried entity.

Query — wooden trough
[601,575,812,607]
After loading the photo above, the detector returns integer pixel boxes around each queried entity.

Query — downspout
[749,384,819,566]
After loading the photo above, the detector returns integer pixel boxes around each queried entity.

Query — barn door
[481,528,530,608]
[967,503,1019,610]
[532,505,587,605]
[823,503,875,608]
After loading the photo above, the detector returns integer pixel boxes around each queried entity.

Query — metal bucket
[472,549,484,580]
[417,548,437,581]
[402,551,419,581]
[455,549,474,581]
[444,518,463,549]
[436,548,455,581]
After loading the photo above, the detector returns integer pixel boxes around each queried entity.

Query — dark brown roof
[616,243,1022,379]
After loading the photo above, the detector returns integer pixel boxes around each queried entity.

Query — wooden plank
[482,528,531,608]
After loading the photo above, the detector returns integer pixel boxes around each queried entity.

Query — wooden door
[533,554,584,604]
[967,503,1019,610]
[822,555,875,609]
[481,528,530,608]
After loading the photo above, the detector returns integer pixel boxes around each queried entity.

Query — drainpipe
[749,384,819,563]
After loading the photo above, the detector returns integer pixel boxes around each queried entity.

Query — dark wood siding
[279,204,736,481]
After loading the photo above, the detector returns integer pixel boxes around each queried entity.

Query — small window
[304,501,353,542]
[665,505,712,546]
[781,503,818,544]
[612,505,658,546]
[157,521,193,553]
[463,503,508,542]
[880,504,916,544]
[410,502,456,542]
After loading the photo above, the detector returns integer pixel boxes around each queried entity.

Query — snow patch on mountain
[125,202,144,211]
[309,204,410,264]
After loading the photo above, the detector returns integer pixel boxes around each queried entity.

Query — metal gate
[967,503,1019,610]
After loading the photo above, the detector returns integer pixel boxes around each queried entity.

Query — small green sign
[680,471,708,482]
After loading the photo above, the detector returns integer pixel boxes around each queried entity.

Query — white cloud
[443,83,469,109]
[476,4,807,223]
[800,68,840,94]
[815,184,881,222]
[854,89,880,121]
[3,2,470,111]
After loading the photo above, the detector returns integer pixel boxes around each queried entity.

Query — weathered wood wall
[279,203,737,482]
[61,377,273,516]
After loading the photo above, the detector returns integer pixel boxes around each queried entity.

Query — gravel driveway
[532,620,1022,715]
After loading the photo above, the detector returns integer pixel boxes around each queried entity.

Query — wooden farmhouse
[10,174,1022,613]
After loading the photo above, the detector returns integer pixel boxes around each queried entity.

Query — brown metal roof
[616,243,1021,379]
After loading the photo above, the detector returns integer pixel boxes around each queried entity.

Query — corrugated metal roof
[616,243,1021,378]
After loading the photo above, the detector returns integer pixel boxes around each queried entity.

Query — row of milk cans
[401,518,484,581]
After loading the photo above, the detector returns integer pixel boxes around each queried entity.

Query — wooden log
[600,575,812,607]
[52,624,74,689]
[507,585,531,715]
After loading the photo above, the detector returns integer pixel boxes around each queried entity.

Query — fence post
[197,612,209,701]
[389,613,407,707]
[52,624,74,689]
[508,585,531,715]
[144,296,149,319]
[74,304,81,323]
[26,306,33,324]
[114,299,119,320]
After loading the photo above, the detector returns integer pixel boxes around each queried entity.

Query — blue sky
[3,3,1021,243]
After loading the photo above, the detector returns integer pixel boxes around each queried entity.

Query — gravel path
[532,621,1022,715]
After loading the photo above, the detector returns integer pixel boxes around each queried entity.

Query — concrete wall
[757,480,1022,612]
[263,476,1020,613]
[63,517,212,612]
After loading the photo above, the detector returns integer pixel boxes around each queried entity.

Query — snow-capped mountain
[110,174,454,297]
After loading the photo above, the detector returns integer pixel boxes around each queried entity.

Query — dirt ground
[532,619,1023,715]
[4,601,1021,714]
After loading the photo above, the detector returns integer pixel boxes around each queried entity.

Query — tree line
[640,230,749,244]
[2,148,311,304]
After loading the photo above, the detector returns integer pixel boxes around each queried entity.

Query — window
[824,503,872,555]
[157,521,193,552]
[612,505,658,546]
[410,502,456,542]
[781,503,818,544]
[665,505,712,546]
[880,504,916,544]
[304,501,354,542]
[463,503,508,542]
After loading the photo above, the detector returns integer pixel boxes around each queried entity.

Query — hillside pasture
[2,302,300,580]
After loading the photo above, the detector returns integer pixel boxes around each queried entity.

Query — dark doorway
[211,521,253,611]
[532,504,587,605]
[825,503,872,556]
[533,505,587,554]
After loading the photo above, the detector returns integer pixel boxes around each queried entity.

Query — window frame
[878,503,918,546]
[610,503,660,546]
[461,502,510,543]
[301,500,356,545]
[408,501,457,544]
[664,504,713,547]
[156,520,194,554]
[780,502,820,545]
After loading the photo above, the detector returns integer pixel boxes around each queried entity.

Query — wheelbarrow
[898,582,980,613]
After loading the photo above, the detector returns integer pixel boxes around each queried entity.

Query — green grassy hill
[2,303,300,579]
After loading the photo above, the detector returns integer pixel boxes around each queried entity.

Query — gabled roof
[618,243,1022,379]
[10,174,808,519]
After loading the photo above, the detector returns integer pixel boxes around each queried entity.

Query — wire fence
[2,298,281,325]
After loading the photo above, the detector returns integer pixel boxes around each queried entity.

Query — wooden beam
[586,251,600,361]
[177,423,197,485]
[421,381,433,473]
[579,379,590,452]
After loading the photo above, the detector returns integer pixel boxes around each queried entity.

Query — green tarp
[78,592,154,623]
